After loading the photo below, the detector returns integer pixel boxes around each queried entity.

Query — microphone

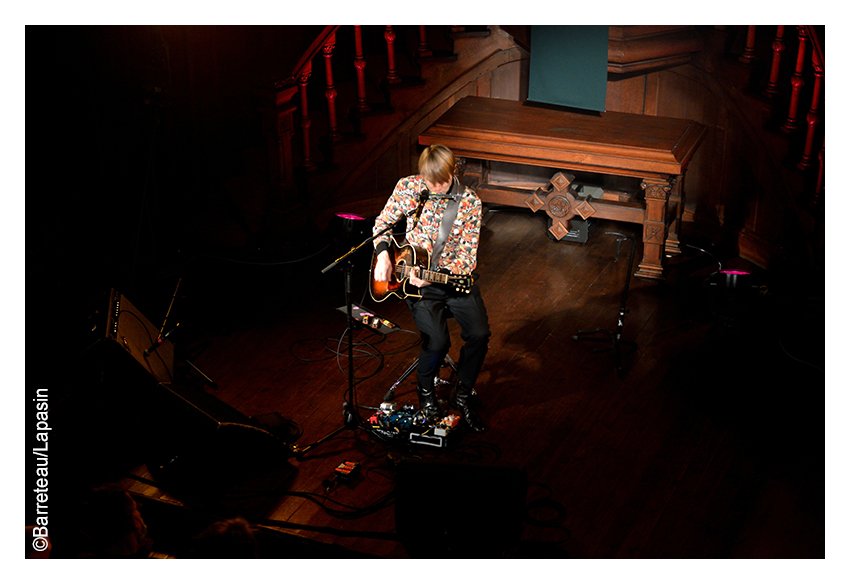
[426,177,462,200]
[407,187,430,220]
[144,323,179,357]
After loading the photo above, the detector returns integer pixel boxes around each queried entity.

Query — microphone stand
[572,232,638,378]
[145,277,218,389]
[292,215,405,458]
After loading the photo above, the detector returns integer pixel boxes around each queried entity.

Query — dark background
[25,25,329,530]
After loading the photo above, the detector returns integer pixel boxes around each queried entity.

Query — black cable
[335,327,386,381]
[288,327,421,384]
[777,335,825,373]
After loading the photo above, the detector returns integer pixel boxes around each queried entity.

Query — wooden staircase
[707,25,824,290]
[254,26,528,235]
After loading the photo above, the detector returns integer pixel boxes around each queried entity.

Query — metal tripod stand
[572,231,638,377]
[290,214,402,458]
[382,354,458,403]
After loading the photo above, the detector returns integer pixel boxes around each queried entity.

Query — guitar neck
[395,265,451,285]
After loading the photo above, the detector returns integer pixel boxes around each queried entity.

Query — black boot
[416,384,443,418]
[450,383,485,433]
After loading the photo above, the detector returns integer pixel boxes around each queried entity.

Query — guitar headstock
[451,275,474,294]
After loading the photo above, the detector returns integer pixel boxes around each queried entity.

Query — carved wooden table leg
[665,174,684,256]
[636,177,672,279]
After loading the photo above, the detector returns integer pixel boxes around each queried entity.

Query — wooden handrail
[808,24,824,70]
[287,25,339,86]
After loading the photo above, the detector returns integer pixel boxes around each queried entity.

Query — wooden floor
[56,208,824,560]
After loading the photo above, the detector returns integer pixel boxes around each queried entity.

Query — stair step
[416,50,458,63]
[449,26,491,39]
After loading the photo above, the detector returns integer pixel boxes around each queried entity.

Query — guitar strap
[430,178,462,271]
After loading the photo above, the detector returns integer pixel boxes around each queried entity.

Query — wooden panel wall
[594,27,813,274]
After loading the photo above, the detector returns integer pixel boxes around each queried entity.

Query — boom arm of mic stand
[321,220,396,274]
[321,236,371,275]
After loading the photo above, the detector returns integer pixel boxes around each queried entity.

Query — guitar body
[370,239,473,302]
[370,240,427,302]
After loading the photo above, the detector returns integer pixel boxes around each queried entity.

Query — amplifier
[548,217,595,243]
[83,288,175,385]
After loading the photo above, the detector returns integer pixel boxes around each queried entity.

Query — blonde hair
[418,145,456,185]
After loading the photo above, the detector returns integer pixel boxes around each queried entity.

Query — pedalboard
[367,402,462,448]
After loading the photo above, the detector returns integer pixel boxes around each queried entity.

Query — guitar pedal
[336,305,398,334]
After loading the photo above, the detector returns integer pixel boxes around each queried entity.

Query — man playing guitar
[372,145,489,433]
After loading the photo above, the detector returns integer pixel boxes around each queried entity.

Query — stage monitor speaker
[394,458,528,558]
[83,288,175,386]
[79,290,294,491]
[142,382,294,491]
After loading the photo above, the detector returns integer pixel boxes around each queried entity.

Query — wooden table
[419,96,707,279]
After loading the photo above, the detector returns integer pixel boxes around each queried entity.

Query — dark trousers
[406,284,490,391]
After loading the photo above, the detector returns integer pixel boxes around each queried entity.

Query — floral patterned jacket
[373,175,482,276]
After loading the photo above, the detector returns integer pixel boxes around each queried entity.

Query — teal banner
[528,25,609,112]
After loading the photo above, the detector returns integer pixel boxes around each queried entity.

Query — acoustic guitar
[369,239,474,301]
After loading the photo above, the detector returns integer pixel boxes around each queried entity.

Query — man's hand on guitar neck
[408,266,431,288]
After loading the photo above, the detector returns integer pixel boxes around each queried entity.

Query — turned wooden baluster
[353,25,370,113]
[739,25,758,64]
[298,62,316,171]
[815,143,824,207]
[763,25,785,99]
[385,26,401,84]
[272,88,298,191]
[322,33,341,142]
[781,27,809,134]
[798,53,823,170]
[418,25,432,57]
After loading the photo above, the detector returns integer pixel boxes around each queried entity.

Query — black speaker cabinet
[79,290,293,490]
[547,217,595,243]
[394,458,528,558]
[142,382,293,490]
